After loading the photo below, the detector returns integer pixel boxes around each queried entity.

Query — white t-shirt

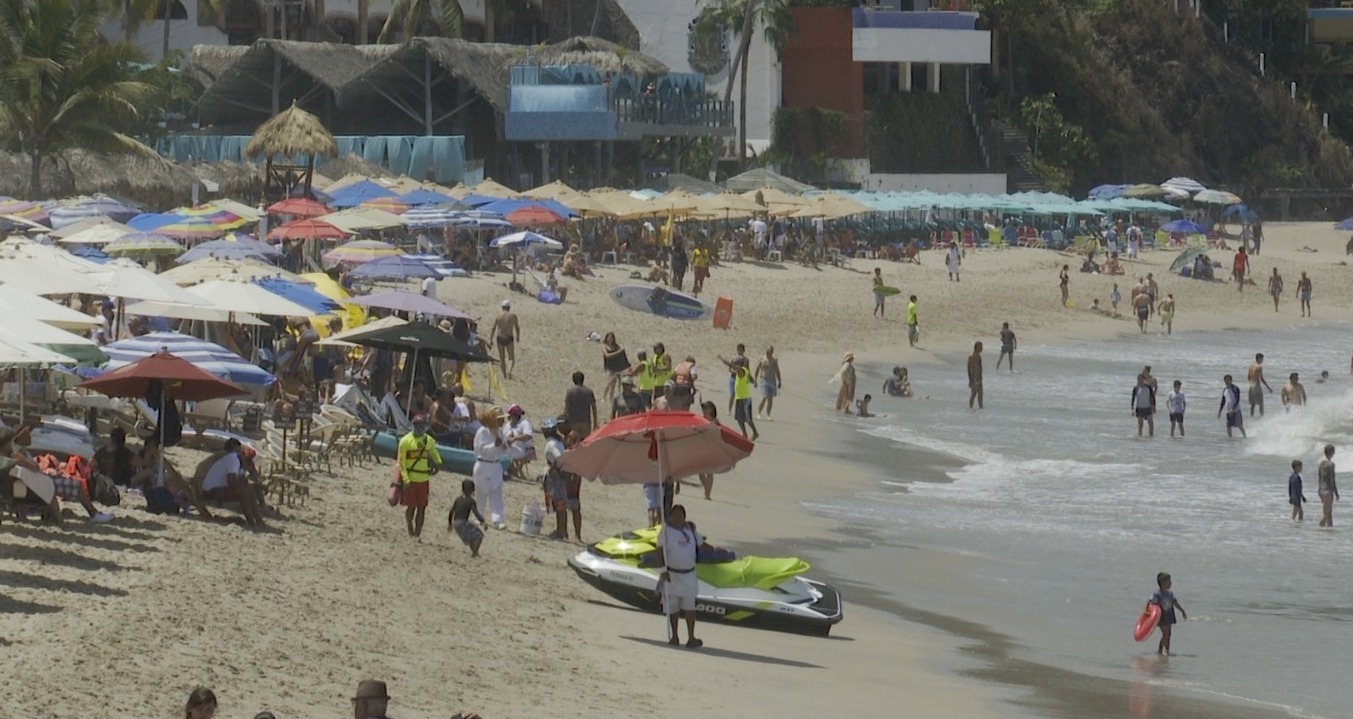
[422,276,437,298]
[502,418,534,451]
[202,452,242,492]
[750,219,767,238]
[474,426,503,461]
[1166,390,1186,415]
[544,437,565,467]
[658,522,703,571]
[812,217,825,237]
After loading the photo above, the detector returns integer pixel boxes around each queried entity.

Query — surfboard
[875,286,902,297]
[610,284,713,321]
[1134,604,1161,642]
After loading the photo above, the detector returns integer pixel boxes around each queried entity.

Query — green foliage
[1019,91,1096,184]
[767,105,849,180]
[0,0,154,196]
[131,50,196,142]
[866,92,983,174]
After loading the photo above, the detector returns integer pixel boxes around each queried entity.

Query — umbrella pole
[656,429,672,641]
[158,390,166,487]
[408,347,420,418]
[18,367,24,422]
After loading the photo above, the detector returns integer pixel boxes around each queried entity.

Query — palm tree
[700,0,795,170]
[377,0,508,43]
[0,0,154,196]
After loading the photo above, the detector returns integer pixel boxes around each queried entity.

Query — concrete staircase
[990,119,1042,192]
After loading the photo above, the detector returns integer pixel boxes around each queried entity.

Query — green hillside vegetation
[983,0,1353,193]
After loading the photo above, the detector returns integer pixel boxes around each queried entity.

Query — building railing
[612,96,734,129]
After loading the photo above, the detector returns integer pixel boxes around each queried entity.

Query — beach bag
[387,464,403,507]
[91,474,120,507]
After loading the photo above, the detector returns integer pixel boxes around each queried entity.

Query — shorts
[496,335,514,348]
[568,420,593,440]
[1169,412,1184,423]
[1137,306,1149,320]
[1226,411,1244,429]
[453,518,483,545]
[546,475,579,512]
[734,398,753,423]
[661,571,698,614]
[51,475,86,502]
[1248,384,1263,407]
[643,482,673,513]
[1235,270,1246,283]
[1271,287,1282,298]
[874,293,885,307]
[1161,311,1173,324]
[1300,290,1312,302]
[1135,408,1153,419]
[400,480,430,508]
[760,379,777,397]
[205,484,242,503]
[1000,345,1014,355]
[908,324,919,342]
[694,266,709,282]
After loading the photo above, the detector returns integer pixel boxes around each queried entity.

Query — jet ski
[568,527,843,636]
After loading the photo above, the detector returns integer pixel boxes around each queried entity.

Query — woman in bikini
[1059,264,1070,307]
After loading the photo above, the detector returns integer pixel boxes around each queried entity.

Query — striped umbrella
[98,331,275,394]
[177,233,281,264]
[48,196,138,229]
[322,239,404,266]
[403,206,465,228]
[148,216,231,240]
[172,205,253,231]
[0,198,49,224]
[359,197,410,215]
[104,232,186,257]
[267,197,330,218]
[346,255,440,281]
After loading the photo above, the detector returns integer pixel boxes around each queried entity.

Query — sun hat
[501,300,512,308]
[506,404,524,416]
[438,319,452,332]
[352,680,388,701]
[843,352,854,362]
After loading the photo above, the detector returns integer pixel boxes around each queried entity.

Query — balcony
[503,66,734,142]
[1309,5,1353,43]
[851,7,991,64]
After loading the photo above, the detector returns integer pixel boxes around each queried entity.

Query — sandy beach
[3,221,1352,718]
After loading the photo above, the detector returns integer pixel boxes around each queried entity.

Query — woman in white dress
[472,408,507,529]
[946,241,962,282]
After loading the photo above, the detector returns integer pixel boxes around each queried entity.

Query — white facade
[613,0,778,154]
[852,26,990,64]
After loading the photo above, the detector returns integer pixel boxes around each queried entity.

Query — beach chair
[184,398,233,442]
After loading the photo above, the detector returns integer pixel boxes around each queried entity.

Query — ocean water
[814,324,1353,719]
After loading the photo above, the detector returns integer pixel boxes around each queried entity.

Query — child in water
[1289,460,1307,522]
[855,394,874,418]
[1146,572,1188,656]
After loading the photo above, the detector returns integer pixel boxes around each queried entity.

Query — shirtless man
[490,300,521,379]
[1158,294,1176,336]
[754,346,782,420]
[1267,268,1283,312]
[1281,372,1306,412]
[967,342,984,410]
[1142,365,1159,395]
[1297,271,1312,317]
[996,322,1016,372]
[1248,353,1272,417]
[1146,273,1159,315]
[1132,290,1151,333]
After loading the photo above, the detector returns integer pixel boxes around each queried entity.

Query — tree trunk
[162,0,172,60]
[485,1,495,42]
[356,0,367,44]
[710,0,758,178]
[314,0,326,39]
[29,150,42,199]
[738,44,749,168]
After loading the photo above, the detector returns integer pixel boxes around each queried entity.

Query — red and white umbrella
[558,411,754,485]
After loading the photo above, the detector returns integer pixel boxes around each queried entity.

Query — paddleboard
[1134,604,1161,642]
[875,286,902,297]
[610,284,713,321]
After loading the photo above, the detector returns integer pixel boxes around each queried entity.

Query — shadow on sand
[622,635,823,668]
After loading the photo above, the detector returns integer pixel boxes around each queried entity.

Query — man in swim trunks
[754,346,781,420]
[1158,294,1176,335]
[1267,267,1283,312]
[1131,372,1156,437]
[1132,290,1151,333]
[1145,273,1159,315]
[490,300,520,380]
[1233,246,1249,292]
[967,342,984,409]
[1218,374,1246,438]
[996,322,1016,372]
[1297,271,1312,317]
[1247,353,1272,417]
[1281,372,1306,412]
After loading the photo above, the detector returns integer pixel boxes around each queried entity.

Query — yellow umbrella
[694,191,765,218]
[743,187,806,208]
[521,180,580,200]
[300,272,365,336]
[472,178,517,198]
[788,193,873,219]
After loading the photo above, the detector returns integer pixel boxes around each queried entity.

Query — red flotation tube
[1134,604,1162,642]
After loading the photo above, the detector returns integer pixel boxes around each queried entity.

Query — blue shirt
[1289,472,1305,505]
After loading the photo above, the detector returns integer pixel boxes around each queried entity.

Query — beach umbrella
[724,167,816,194]
[1170,246,1209,273]
[0,316,104,365]
[1335,217,1353,231]
[0,199,49,224]
[399,188,460,207]
[177,234,281,264]
[348,321,492,410]
[1122,184,1168,199]
[160,257,309,286]
[172,204,253,229]
[81,350,246,482]
[123,300,267,326]
[0,285,101,331]
[318,208,407,232]
[253,277,343,315]
[559,410,754,484]
[326,180,400,208]
[71,246,111,263]
[520,180,579,200]
[96,258,212,305]
[267,197,330,218]
[98,332,275,394]
[742,187,805,208]
[323,239,403,266]
[403,206,468,228]
[299,271,365,334]
[0,335,77,418]
[505,206,565,226]
[359,197,411,215]
[0,214,50,232]
[346,290,471,319]
[147,216,232,240]
[316,316,407,348]
[208,199,266,221]
[1161,177,1206,194]
[48,197,138,229]
[488,231,563,251]
[694,191,765,218]
[104,232,186,258]
[1088,184,1130,201]
[54,219,137,244]
[470,178,517,198]
[451,211,512,229]
[1193,189,1242,205]
[185,279,318,317]
[346,255,440,281]
[789,193,874,219]
[1160,219,1209,235]
[269,218,349,241]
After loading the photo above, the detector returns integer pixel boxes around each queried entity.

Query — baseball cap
[501,300,512,308]
[541,418,558,430]
[411,413,428,424]
[506,404,524,416]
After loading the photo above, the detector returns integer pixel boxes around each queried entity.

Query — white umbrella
[315,315,408,347]
[123,300,268,326]
[0,335,76,365]
[0,285,100,330]
[488,231,563,250]
[186,279,318,317]
[55,221,138,244]
[0,237,107,295]
[159,257,311,287]
[92,258,211,305]
[319,208,407,232]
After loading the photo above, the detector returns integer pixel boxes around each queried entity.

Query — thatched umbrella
[244,102,338,201]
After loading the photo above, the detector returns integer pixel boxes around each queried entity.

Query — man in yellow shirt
[691,244,711,296]
[398,413,442,538]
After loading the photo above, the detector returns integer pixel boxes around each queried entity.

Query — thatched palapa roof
[245,102,338,159]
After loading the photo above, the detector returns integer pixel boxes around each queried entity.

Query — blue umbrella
[478,198,578,218]
[460,193,503,208]
[399,189,460,207]
[71,245,110,263]
[126,212,176,231]
[403,206,467,228]
[488,230,563,250]
[96,331,275,393]
[1088,184,1130,201]
[178,234,281,264]
[254,277,343,314]
[346,255,440,281]
[1336,217,1353,231]
[326,181,400,208]
[1160,219,1209,234]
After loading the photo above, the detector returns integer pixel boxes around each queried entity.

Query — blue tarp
[852,7,978,30]
[254,277,342,314]
[157,135,467,183]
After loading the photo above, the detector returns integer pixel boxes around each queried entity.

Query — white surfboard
[610,284,713,321]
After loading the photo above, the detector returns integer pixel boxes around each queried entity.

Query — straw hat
[842,352,854,362]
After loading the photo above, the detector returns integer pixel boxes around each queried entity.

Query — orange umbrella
[267,198,330,218]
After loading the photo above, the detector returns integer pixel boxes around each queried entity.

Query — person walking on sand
[1297,271,1313,317]
[754,346,781,420]
[996,322,1017,371]
[1132,373,1156,437]
[397,414,442,539]
[1132,290,1151,333]
[1146,572,1187,656]
[726,342,746,415]
[656,504,714,649]
[1146,273,1159,316]
[946,241,962,281]
[1218,374,1246,438]
[1268,267,1283,312]
[1059,265,1070,307]
[1233,246,1249,292]
[717,354,759,441]
[448,478,486,556]
[1318,444,1339,527]
[1166,380,1186,437]
[490,300,521,380]
[472,408,508,530]
[1248,353,1272,417]
[833,352,857,414]
[906,295,919,347]
[1159,294,1176,335]
[1289,460,1307,523]
[697,401,719,499]
[1282,372,1307,412]
[968,342,984,409]
[872,267,887,317]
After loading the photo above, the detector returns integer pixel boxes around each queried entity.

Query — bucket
[519,501,544,535]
